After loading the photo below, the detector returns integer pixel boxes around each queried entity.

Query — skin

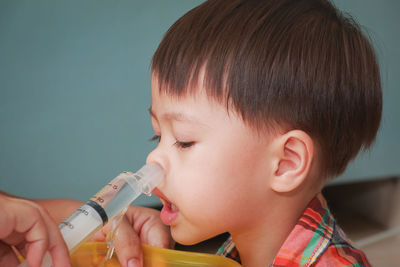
[147,74,323,267]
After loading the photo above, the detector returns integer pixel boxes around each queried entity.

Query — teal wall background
[0,0,399,206]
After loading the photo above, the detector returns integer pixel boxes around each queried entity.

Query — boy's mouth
[152,188,179,225]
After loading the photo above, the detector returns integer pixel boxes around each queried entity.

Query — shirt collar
[272,192,335,266]
[217,193,337,266]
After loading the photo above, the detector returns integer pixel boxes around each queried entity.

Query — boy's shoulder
[218,193,371,266]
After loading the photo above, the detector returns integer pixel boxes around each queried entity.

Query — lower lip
[160,203,179,225]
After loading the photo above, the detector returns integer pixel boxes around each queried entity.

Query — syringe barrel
[59,202,105,252]
[19,163,163,267]
[63,162,164,252]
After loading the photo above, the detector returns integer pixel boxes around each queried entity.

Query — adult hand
[90,206,173,267]
[0,194,71,267]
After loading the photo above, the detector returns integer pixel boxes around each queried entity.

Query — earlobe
[270,130,314,193]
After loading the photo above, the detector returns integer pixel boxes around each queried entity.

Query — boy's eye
[173,140,195,149]
[149,135,161,143]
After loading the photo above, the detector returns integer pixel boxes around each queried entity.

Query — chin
[172,232,200,246]
[171,227,207,246]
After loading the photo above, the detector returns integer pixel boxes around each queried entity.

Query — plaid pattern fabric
[216,193,371,266]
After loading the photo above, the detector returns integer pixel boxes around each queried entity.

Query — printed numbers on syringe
[93,184,118,203]
[60,208,90,229]
[91,177,126,207]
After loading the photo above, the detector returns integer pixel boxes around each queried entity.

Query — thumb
[113,216,143,267]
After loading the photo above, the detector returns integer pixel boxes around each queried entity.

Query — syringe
[19,163,164,267]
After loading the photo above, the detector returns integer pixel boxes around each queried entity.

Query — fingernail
[128,258,140,267]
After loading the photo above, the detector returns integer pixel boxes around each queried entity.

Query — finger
[113,216,143,267]
[29,202,71,267]
[88,219,110,242]
[141,221,173,249]
[25,240,48,267]
[0,197,23,241]
[128,206,173,249]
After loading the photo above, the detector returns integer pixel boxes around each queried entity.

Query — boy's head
[151,0,382,179]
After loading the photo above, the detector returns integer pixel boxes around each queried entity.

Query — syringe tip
[134,163,164,195]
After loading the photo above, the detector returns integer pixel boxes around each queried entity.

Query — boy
[146,0,381,266]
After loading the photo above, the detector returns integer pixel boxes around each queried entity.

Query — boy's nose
[146,146,168,174]
[146,148,168,189]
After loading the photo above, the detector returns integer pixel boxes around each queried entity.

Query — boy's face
[148,77,277,245]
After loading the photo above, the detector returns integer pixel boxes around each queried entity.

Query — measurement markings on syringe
[92,182,122,204]
[110,184,118,190]
[77,208,89,216]
[60,221,74,229]
[59,202,108,232]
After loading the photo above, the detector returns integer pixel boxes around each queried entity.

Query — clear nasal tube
[19,163,164,267]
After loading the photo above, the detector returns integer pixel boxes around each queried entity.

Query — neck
[230,193,314,267]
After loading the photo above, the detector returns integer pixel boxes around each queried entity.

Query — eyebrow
[148,107,204,125]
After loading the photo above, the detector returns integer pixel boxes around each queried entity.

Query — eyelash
[149,135,195,149]
[173,140,195,149]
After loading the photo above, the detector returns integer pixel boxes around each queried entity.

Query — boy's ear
[270,130,314,193]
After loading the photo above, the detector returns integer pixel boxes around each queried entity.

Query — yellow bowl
[70,242,241,267]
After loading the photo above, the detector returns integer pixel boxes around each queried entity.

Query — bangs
[151,1,243,102]
[151,0,295,128]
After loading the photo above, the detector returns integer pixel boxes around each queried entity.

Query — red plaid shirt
[217,193,371,266]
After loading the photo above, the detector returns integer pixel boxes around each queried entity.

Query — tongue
[160,202,179,225]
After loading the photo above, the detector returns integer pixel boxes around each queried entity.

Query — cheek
[173,142,270,227]
[170,167,231,224]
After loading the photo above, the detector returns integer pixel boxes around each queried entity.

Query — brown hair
[151,0,382,178]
